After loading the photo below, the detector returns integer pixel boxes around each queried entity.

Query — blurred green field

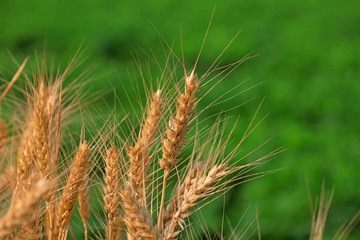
[1,0,359,239]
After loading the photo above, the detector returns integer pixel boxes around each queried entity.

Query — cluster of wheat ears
[0,37,358,239]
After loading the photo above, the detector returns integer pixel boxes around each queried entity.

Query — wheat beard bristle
[55,142,90,240]
[162,163,227,239]
[103,144,123,240]
[0,180,49,239]
[310,187,333,240]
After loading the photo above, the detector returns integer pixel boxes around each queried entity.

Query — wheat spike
[103,144,123,240]
[12,117,37,211]
[0,180,49,238]
[159,70,198,171]
[163,163,227,239]
[127,90,163,207]
[158,70,199,230]
[55,142,90,240]
[121,183,159,240]
[16,119,36,183]
[34,81,51,181]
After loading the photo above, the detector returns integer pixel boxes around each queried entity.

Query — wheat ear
[34,81,51,181]
[158,70,199,230]
[12,116,37,211]
[78,178,90,240]
[103,144,123,240]
[121,183,159,240]
[0,180,48,238]
[162,163,227,239]
[127,89,163,207]
[55,142,90,240]
[34,82,52,236]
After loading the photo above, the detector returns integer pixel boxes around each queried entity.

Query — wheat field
[0,19,359,239]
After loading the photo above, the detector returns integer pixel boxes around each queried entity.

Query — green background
[0,0,359,239]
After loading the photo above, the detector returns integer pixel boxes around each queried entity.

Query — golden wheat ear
[55,141,90,240]
[162,163,227,240]
[0,179,49,239]
[121,182,160,240]
[158,70,199,230]
[103,144,123,240]
[127,89,163,208]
